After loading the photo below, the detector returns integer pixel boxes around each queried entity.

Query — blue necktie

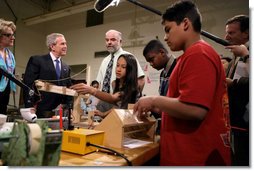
[102,54,114,93]
[55,59,61,79]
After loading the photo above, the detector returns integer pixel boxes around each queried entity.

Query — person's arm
[134,95,208,121]
[70,83,121,104]
[96,59,106,91]
[135,55,145,93]
[225,44,249,57]
[23,56,40,108]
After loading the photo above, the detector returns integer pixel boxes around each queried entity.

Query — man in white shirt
[224,15,249,166]
[96,29,145,94]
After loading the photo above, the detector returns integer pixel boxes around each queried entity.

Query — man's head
[46,33,67,57]
[161,0,201,51]
[105,29,122,53]
[143,39,170,70]
[225,15,249,45]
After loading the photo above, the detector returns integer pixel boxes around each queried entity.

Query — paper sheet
[123,138,152,149]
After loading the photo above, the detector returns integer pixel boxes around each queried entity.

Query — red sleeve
[178,51,217,110]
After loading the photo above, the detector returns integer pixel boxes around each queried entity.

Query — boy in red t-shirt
[134,0,231,166]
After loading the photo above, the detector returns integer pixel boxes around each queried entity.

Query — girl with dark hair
[113,53,140,109]
[71,54,141,117]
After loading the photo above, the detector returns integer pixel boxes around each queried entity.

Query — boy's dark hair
[143,39,168,57]
[162,0,202,32]
[226,15,249,33]
[91,80,99,86]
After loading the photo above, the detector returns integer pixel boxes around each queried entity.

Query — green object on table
[1,120,62,166]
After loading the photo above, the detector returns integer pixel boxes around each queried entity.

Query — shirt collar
[50,52,61,61]
[164,54,175,74]
[112,47,123,57]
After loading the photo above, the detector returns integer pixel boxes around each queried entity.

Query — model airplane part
[35,80,90,125]
[35,80,78,97]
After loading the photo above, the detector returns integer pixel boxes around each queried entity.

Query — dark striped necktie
[102,54,114,93]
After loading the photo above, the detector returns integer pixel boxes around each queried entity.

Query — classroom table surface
[59,142,159,166]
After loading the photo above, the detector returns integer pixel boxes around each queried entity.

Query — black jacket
[23,54,73,118]
[228,77,249,130]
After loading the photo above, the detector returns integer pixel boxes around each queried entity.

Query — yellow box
[61,128,104,155]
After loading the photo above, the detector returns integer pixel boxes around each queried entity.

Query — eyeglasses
[1,33,15,38]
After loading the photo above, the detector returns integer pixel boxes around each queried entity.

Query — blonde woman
[0,18,16,114]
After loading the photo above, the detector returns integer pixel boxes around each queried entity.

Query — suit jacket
[23,54,73,118]
[228,77,249,130]
[159,59,176,96]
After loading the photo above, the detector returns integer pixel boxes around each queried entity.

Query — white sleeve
[136,58,145,78]
[96,61,105,88]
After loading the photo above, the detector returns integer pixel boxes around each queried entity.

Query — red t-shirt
[160,40,231,166]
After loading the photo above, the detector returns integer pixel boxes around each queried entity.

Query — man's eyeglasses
[0,33,15,38]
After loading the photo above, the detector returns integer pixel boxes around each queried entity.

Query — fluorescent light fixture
[23,1,94,26]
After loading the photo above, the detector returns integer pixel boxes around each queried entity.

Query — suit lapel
[61,61,70,79]
[46,54,58,79]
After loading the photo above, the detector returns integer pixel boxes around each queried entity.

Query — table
[59,142,159,166]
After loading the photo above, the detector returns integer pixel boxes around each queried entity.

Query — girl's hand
[112,92,122,101]
[70,83,94,95]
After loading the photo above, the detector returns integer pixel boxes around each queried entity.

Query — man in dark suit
[224,15,249,166]
[23,33,73,118]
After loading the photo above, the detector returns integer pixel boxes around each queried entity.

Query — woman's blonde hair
[0,18,16,34]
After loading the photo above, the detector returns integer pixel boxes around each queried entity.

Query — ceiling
[1,0,95,22]
[0,0,171,26]
[1,0,248,26]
